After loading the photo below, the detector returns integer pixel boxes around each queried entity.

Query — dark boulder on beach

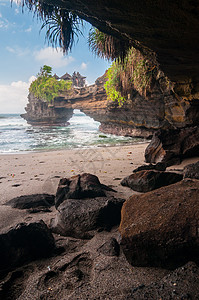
[119,179,199,269]
[5,194,55,209]
[133,162,167,173]
[145,126,199,165]
[121,170,183,192]
[128,261,199,299]
[55,173,108,208]
[183,160,199,180]
[51,196,124,239]
[0,221,55,273]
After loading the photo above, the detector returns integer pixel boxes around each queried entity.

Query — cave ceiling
[41,0,199,82]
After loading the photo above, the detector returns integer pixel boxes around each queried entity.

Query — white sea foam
[0,111,143,153]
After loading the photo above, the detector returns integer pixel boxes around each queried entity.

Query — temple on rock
[53,71,86,88]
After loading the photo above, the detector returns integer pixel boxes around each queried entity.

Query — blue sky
[0,0,110,113]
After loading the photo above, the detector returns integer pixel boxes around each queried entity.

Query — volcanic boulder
[0,221,55,273]
[121,170,183,192]
[119,179,199,269]
[51,197,124,239]
[5,194,55,209]
[55,173,107,208]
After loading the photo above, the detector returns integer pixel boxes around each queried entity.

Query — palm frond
[88,27,130,61]
[12,0,84,54]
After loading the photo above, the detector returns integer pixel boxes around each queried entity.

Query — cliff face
[22,70,198,138]
[21,93,73,125]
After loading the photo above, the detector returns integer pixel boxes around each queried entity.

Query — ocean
[0,110,144,153]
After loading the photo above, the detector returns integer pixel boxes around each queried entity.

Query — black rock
[5,194,55,209]
[51,197,124,239]
[55,173,107,208]
[121,170,183,192]
[133,162,166,173]
[0,221,55,273]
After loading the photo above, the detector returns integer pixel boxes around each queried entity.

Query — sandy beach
[0,143,149,230]
[0,143,198,299]
[1,142,198,231]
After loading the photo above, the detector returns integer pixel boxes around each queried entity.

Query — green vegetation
[15,1,83,54]
[104,47,156,106]
[88,27,130,61]
[29,65,72,103]
[104,60,125,107]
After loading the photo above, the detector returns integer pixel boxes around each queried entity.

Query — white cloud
[34,47,75,68]
[6,46,30,56]
[80,62,87,70]
[0,13,9,29]
[12,0,22,5]
[0,76,36,113]
[25,26,32,32]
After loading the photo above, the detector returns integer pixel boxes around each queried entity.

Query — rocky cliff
[21,93,73,126]
[22,67,199,139]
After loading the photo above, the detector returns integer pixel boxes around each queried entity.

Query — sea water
[0,110,144,153]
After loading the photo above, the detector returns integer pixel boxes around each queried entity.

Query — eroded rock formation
[22,69,199,140]
[21,93,74,125]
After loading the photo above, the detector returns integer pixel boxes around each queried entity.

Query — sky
[0,0,110,113]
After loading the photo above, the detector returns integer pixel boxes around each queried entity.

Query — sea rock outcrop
[0,221,55,273]
[145,126,199,165]
[119,179,199,269]
[121,170,183,193]
[21,93,74,125]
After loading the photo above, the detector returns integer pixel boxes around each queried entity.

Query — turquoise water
[0,110,144,153]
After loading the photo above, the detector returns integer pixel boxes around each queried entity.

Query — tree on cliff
[37,65,52,78]
[29,65,72,103]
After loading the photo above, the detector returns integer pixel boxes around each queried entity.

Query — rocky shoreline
[0,145,198,299]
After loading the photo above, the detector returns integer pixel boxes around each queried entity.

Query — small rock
[97,238,120,256]
[133,162,166,173]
